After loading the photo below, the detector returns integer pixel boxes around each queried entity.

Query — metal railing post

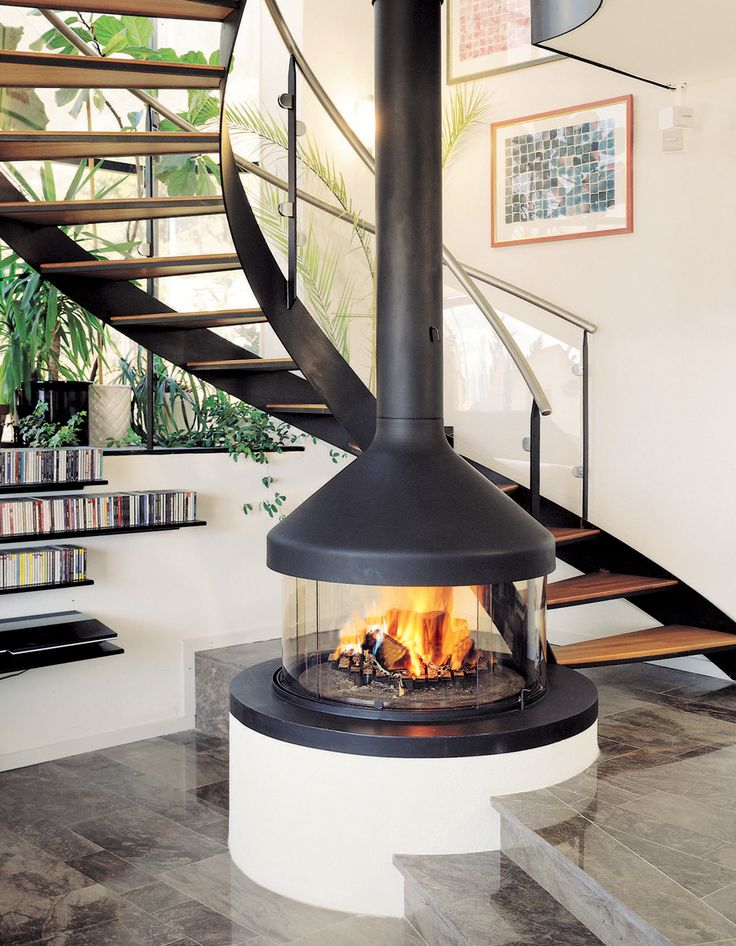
[278,55,298,308]
[582,330,590,523]
[530,401,541,521]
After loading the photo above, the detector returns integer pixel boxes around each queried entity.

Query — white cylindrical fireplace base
[229,713,598,916]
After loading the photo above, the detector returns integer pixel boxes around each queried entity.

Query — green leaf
[101,29,130,57]
[90,15,126,49]
[186,89,220,127]
[68,89,91,120]
[54,87,79,108]
[120,14,153,47]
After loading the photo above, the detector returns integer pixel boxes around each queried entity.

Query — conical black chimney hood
[267,0,555,587]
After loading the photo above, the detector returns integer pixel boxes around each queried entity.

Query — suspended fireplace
[228,0,598,917]
[266,0,556,719]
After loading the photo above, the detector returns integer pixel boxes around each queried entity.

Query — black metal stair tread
[266,403,331,415]
[0,131,219,161]
[0,610,116,655]
[40,254,240,280]
[0,196,224,224]
[553,625,736,667]
[187,357,297,372]
[0,640,123,673]
[547,572,679,609]
[1,0,238,21]
[111,308,265,329]
[0,50,224,90]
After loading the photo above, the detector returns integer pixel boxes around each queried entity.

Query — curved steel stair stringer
[218,5,377,452]
[0,171,347,445]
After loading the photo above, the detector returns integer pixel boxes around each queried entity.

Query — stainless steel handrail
[462,267,597,333]
[264,0,552,415]
[40,8,594,344]
[40,6,596,410]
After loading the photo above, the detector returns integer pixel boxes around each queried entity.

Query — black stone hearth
[229,660,598,759]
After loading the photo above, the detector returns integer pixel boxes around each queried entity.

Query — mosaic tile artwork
[504,118,617,224]
[458,0,530,62]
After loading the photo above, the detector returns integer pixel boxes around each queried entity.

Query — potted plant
[0,250,105,444]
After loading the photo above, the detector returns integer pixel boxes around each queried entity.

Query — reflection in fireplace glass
[282,578,547,713]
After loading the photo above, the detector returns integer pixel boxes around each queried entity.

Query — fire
[331,586,479,679]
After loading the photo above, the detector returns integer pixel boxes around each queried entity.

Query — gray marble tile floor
[2,649,735,946]
[0,730,421,946]
[494,664,736,946]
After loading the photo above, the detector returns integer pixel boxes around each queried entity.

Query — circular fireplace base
[229,660,598,916]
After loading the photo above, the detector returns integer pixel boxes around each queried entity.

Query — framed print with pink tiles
[447,0,561,84]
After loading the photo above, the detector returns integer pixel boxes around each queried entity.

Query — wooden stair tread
[0,131,219,161]
[266,403,330,414]
[111,308,264,328]
[553,626,736,667]
[547,572,678,609]
[549,526,602,545]
[0,0,238,21]
[187,358,297,372]
[0,50,224,90]
[0,196,223,225]
[40,254,240,280]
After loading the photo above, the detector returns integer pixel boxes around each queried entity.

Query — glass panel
[283,577,547,714]
[444,277,584,516]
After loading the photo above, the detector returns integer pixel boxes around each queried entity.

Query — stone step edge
[493,801,674,946]
[394,855,473,946]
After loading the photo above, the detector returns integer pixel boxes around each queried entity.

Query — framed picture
[447,0,561,84]
[491,95,634,248]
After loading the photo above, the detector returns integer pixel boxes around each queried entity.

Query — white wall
[0,445,341,770]
[298,3,736,663]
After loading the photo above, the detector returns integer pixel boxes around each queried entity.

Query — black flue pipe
[374,0,443,423]
[267,0,555,586]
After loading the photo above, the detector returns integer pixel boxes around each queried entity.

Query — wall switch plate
[659,105,695,129]
[662,128,686,152]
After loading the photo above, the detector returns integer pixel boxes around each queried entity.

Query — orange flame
[332,586,475,677]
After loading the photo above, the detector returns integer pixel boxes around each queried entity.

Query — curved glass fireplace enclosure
[280,578,547,716]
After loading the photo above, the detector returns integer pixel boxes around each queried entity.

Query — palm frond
[442,84,489,168]
[226,102,375,275]
[249,184,362,361]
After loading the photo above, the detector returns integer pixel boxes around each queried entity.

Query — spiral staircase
[0,0,734,677]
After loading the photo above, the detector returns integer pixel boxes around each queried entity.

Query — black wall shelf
[0,610,122,674]
[0,480,109,495]
[0,640,123,674]
[0,519,207,545]
[0,579,94,597]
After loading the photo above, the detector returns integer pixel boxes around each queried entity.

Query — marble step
[493,772,736,946]
[395,851,603,946]
[195,638,280,736]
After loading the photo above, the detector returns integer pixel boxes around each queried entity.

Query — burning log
[450,637,475,671]
[376,634,412,672]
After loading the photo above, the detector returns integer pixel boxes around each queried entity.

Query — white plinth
[229,714,598,916]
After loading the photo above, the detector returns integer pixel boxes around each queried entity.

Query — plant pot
[18,381,92,445]
[88,384,132,447]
